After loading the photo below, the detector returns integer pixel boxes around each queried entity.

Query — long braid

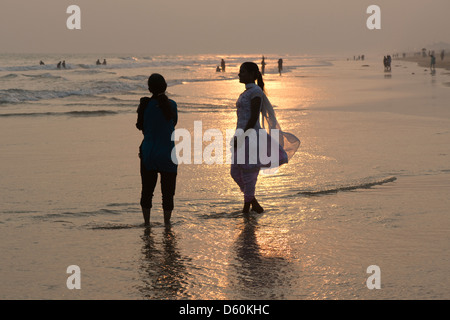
[148,74,174,121]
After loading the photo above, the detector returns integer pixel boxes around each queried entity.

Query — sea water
[0,53,449,299]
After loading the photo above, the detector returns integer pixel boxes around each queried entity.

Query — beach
[397,54,450,71]
[0,53,449,300]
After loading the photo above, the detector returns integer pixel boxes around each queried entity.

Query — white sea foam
[0,80,143,104]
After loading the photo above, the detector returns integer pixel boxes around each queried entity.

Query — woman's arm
[244,97,261,132]
[136,97,151,131]
[233,96,262,149]
[172,101,178,127]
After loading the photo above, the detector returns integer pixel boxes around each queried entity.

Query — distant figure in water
[96,59,101,65]
[430,54,436,71]
[57,61,62,69]
[221,59,226,72]
[39,61,45,65]
[102,59,107,65]
[278,58,283,75]
[231,62,300,214]
[261,56,266,75]
[136,73,178,226]
[62,60,66,68]
[384,55,391,71]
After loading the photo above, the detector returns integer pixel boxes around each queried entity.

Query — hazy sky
[1,0,449,55]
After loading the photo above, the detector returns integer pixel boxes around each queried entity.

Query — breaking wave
[297,176,397,196]
[0,80,143,104]
[0,110,119,117]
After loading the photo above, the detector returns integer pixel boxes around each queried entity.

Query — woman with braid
[136,74,178,226]
[231,62,300,214]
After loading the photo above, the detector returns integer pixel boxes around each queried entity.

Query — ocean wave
[87,223,141,230]
[0,55,329,74]
[0,80,143,104]
[0,74,233,105]
[181,75,237,84]
[177,102,230,113]
[297,176,397,196]
[0,110,119,118]
[0,61,143,72]
[21,73,66,80]
[119,75,149,81]
[293,60,334,68]
[71,69,117,75]
[0,64,55,72]
[119,56,139,61]
[29,207,131,222]
[0,73,18,79]
[75,61,145,70]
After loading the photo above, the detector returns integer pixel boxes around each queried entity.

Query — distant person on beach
[231,62,299,214]
[441,50,445,61]
[221,59,226,72]
[39,61,45,65]
[216,66,221,72]
[278,59,283,75]
[136,74,178,226]
[57,61,62,69]
[96,59,101,65]
[103,59,107,65]
[62,60,66,68]
[261,56,266,75]
[383,56,391,71]
[430,54,436,71]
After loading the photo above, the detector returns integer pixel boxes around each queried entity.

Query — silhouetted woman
[231,62,300,214]
[136,74,178,226]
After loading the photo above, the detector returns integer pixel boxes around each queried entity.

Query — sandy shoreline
[1,56,449,300]
[396,55,450,70]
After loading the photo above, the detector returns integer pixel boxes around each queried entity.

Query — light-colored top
[141,98,178,173]
[233,83,265,170]
[233,82,298,171]
[235,83,263,130]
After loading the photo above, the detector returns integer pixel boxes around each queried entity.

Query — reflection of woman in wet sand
[139,227,188,299]
[232,219,291,299]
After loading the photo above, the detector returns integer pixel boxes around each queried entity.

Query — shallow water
[0,54,449,299]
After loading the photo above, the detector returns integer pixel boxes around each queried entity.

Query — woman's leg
[160,171,177,225]
[230,164,245,193]
[231,165,261,213]
[241,168,260,204]
[140,161,158,225]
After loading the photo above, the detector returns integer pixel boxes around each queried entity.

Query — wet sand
[397,55,450,70]
[1,55,449,300]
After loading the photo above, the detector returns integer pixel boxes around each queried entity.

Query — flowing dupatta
[259,93,300,170]
[232,90,300,173]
